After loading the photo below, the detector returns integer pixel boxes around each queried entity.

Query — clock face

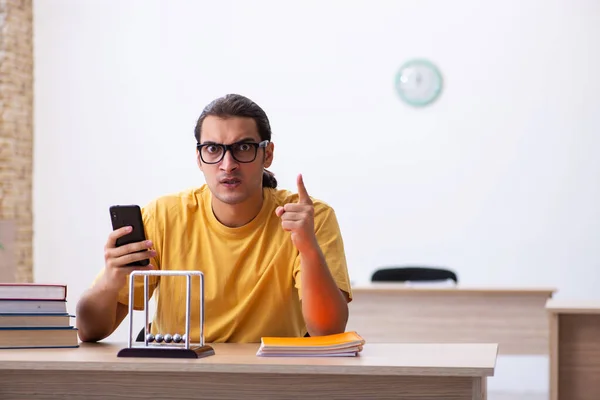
[395,59,443,107]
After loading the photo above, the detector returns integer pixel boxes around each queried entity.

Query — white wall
[33,0,600,394]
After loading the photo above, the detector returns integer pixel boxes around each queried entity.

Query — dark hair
[194,94,277,189]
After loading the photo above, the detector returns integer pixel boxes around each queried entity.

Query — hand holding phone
[109,205,152,267]
[101,205,155,292]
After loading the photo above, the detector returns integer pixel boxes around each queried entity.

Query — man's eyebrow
[200,137,259,145]
[235,137,260,143]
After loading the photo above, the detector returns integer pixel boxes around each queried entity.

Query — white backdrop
[32,0,600,394]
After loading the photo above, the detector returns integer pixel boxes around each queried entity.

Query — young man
[76,94,352,343]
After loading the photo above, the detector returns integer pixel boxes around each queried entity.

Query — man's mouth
[220,177,241,187]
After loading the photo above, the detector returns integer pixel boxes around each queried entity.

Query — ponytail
[262,169,277,188]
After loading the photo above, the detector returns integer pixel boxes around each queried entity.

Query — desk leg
[549,313,559,400]
[554,314,600,400]
[472,377,487,400]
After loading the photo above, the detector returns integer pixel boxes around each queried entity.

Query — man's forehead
[201,116,261,142]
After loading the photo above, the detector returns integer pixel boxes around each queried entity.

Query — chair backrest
[371,266,458,283]
[136,323,312,340]
[136,323,151,342]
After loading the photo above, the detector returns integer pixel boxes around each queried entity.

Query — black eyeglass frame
[196,139,269,164]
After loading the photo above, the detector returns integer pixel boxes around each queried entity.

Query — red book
[0,283,67,301]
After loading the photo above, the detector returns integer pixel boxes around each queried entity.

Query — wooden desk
[347,284,555,355]
[0,341,498,400]
[547,299,600,400]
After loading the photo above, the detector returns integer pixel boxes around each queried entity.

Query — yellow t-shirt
[95,185,352,343]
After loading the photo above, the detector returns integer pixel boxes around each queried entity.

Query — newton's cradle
[117,270,215,359]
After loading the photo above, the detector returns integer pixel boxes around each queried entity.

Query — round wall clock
[395,59,443,107]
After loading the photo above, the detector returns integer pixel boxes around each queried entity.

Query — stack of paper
[257,331,365,357]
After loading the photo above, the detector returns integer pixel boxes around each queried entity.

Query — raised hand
[275,174,318,254]
[101,226,155,292]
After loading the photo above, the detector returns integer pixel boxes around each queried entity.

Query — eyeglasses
[196,140,269,164]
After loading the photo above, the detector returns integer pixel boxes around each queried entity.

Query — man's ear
[264,142,274,168]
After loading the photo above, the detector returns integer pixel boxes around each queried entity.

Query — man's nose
[219,150,239,172]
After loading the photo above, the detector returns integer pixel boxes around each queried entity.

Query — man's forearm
[75,278,121,342]
[299,246,349,336]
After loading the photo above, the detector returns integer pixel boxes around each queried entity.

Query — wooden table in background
[547,299,600,400]
[347,284,556,355]
[0,341,498,400]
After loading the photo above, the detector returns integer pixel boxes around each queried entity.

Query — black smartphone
[109,205,150,267]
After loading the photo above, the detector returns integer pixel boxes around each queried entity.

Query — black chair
[371,266,458,284]
[136,324,150,342]
[135,323,311,341]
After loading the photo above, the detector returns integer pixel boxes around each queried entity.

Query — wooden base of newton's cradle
[117,270,215,359]
[117,345,215,359]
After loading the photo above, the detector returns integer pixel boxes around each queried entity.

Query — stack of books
[0,283,79,349]
[256,331,365,357]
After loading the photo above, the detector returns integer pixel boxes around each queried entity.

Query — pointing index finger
[297,174,312,205]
